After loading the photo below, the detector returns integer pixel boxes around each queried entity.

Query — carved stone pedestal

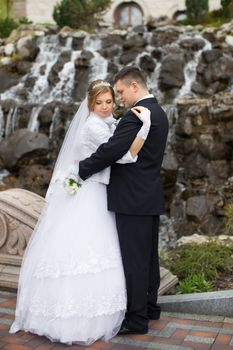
[0,188,45,289]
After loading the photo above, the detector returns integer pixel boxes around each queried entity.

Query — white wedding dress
[10,113,137,345]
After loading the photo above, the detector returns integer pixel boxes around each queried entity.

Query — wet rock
[122,34,147,50]
[179,38,206,51]
[4,43,15,56]
[139,54,156,73]
[48,50,71,86]
[151,26,180,47]
[186,195,209,222]
[202,49,222,63]
[159,53,185,90]
[0,129,49,171]
[120,49,142,65]
[0,67,21,93]
[17,37,40,61]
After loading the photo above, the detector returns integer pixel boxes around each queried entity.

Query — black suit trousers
[115,213,160,331]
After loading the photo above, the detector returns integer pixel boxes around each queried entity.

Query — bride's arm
[117,106,151,163]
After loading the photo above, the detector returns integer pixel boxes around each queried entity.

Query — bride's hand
[131,106,151,127]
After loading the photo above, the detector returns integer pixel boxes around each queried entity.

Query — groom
[79,66,169,334]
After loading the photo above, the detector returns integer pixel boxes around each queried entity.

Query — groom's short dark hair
[114,66,147,89]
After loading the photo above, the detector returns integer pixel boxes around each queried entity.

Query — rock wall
[0,21,233,240]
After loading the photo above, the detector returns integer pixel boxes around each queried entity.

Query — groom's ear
[130,81,139,93]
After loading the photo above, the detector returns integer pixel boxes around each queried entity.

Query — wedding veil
[21,98,90,254]
[46,97,89,199]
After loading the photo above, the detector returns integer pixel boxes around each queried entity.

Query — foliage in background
[181,0,232,26]
[0,17,18,38]
[177,273,213,294]
[53,0,112,29]
[185,0,209,20]
[224,203,233,235]
[0,0,13,18]
[18,17,33,25]
[221,0,233,18]
[161,242,233,293]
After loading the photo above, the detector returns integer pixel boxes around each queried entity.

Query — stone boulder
[159,53,185,90]
[16,36,40,61]
[0,129,49,171]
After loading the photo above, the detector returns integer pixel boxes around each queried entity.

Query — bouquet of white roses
[63,177,82,195]
[57,163,82,195]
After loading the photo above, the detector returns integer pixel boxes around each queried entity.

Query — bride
[9,79,151,345]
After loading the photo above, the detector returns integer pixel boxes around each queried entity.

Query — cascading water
[84,36,108,81]
[177,34,212,98]
[0,107,4,141]
[27,106,42,132]
[5,107,19,137]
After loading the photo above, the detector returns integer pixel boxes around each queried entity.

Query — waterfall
[0,106,4,141]
[159,215,177,250]
[27,36,73,104]
[5,108,14,137]
[46,50,81,103]
[0,169,9,180]
[84,35,108,81]
[83,35,102,51]
[27,106,42,132]
[148,62,163,101]
[1,36,64,103]
[89,52,108,81]
[177,35,212,98]
[49,106,60,139]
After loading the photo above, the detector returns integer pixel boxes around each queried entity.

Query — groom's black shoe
[118,325,148,335]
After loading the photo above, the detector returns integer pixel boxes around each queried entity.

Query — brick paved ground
[1,290,233,350]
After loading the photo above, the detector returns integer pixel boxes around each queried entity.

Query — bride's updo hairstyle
[87,79,115,111]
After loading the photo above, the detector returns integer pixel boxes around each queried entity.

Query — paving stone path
[0,290,233,350]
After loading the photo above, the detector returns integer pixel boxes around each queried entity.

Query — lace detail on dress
[18,290,126,318]
[34,246,122,278]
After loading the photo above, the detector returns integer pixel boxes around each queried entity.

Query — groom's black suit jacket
[79,97,169,215]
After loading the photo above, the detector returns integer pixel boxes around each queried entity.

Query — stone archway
[114,1,143,27]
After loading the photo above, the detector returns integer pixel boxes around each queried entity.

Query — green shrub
[18,17,33,25]
[221,0,233,18]
[185,0,209,20]
[177,273,213,294]
[163,241,233,281]
[0,0,14,18]
[224,203,233,235]
[53,0,111,29]
[0,17,18,38]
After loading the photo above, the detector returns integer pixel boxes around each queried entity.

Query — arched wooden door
[114,1,143,27]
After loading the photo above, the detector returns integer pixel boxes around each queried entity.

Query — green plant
[0,0,13,18]
[53,0,111,29]
[178,18,198,25]
[224,203,233,235]
[185,0,209,20]
[177,273,213,294]
[18,17,33,24]
[221,0,233,18]
[0,17,18,38]
[164,241,233,281]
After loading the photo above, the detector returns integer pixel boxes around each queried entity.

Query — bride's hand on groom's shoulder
[131,106,151,127]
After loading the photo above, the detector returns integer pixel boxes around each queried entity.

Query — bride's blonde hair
[87,80,115,111]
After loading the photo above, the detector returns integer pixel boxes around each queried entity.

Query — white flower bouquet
[63,177,82,195]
